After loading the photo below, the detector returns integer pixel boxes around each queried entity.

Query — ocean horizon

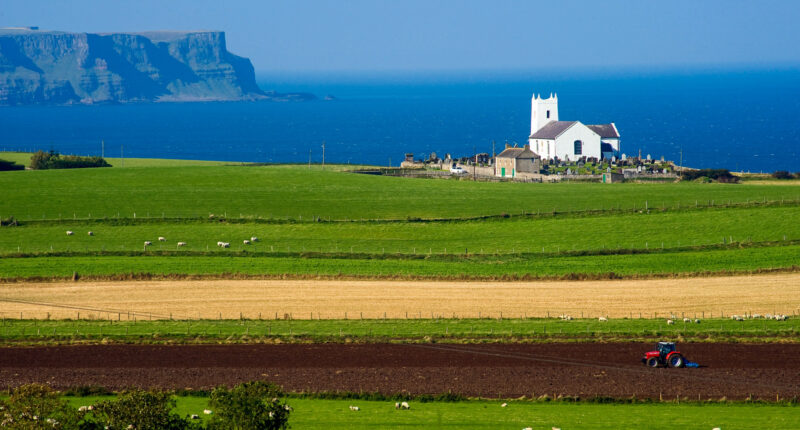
[1,67,798,172]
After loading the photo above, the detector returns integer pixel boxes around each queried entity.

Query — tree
[207,382,290,430]
[0,384,82,430]
[88,390,196,430]
[771,170,793,180]
[0,159,24,171]
[29,150,57,170]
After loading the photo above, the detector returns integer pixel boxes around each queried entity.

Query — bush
[29,150,110,170]
[0,159,24,171]
[681,169,738,183]
[207,382,290,430]
[88,390,196,430]
[0,384,82,429]
[772,170,794,180]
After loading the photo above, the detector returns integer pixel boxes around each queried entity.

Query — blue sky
[3,0,799,73]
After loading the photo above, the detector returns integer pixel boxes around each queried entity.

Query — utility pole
[308,149,312,169]
[321,141,325,170]
[679,146,683,180]
[101,140,104,158]
[121,144,124,168]
[492,140,495,158]
[473,144,477,181]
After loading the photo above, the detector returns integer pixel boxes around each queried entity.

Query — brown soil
[1,343,798,400]
[2,273,800,320]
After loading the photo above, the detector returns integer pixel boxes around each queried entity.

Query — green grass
[1,318,797,343]
[57,396,800,429]
[0,151,242,168]
[0,206,797,256]
[2,245,798,279]
[3,164,800,220]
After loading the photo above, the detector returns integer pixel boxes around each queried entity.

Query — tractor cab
[642,341,685,368]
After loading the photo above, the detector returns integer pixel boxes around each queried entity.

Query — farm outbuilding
[495,145,541,178]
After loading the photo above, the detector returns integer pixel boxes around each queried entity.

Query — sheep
[500,402,508,407]
[598,316,608,322]
[558,314,572,321]
[66,231,74,235]
[712,428,721,430]
[243,239,251,245]
[667,319,674,325]
[752,314,762,319]
[683,317,691,323]
[221,242,230,248]
[190,414,200,420]
[78,406,90,412]
[730,315,743,321]
[177,242,187,247]
[283,405,293,411]
[349,405,360,411]
[87,231,94,236]
[144,241,152,246]
[552,428,561,430]
[203,409,213,415]
[395,402,400,409]
[217,241,224,247]
[523,428,533,430]
[400,401,410,409]
[694,319,701,324]
[251,236,259,242]
[158,237,166,242]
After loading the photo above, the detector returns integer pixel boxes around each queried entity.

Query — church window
[574,140,582,155]
[546,110,550,119]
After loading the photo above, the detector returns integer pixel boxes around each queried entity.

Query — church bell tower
[530,93,559,135]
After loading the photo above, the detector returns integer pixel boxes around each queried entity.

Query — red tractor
[642,341,685,368]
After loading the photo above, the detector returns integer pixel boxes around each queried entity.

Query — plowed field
[1,343,798,400]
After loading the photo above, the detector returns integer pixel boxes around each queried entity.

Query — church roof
[496,146,540,159]
[587,123,620,138]
[529,121,578,139]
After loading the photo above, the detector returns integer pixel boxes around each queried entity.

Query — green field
[1,244,799,279]
[1,318,796,343]
[57,396,800,429]
[2,162,800,279]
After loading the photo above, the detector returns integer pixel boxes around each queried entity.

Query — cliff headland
[0,28,313,104]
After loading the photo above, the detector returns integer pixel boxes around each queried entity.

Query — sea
[1,67,798,172]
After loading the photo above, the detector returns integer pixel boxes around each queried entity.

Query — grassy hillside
[0,151,240,168]
[2,163,799,279]
[3,164,800,220]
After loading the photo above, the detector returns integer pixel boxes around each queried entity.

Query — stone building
[495,145,541,178]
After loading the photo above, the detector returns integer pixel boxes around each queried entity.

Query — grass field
[1,245,798,280]
[1,274,798,321]
[58,396,800,429]
[1,206,797,256]
[1,317,797,343]
[0,151,242,168]
[3,164,800,221]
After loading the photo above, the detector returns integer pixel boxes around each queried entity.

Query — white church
[527,93,620,161]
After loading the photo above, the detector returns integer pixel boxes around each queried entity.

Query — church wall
[554,123,601,161]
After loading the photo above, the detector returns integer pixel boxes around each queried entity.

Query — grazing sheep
[752,314,762,319]
[217,241,224,247]
[284,405,293,411]
[78,406,90,412]
[712,428,721,430]
[251,236,259,242]
[730,315,743,321]
[400,401,410,409]
[158,237,166,242]
[349,406,360,411]
[500,402,508,407]
[667,319,674,325]
[243,239,251,245]
[395,402,400,409]
[522,428,533,430]
[552,427,561,430]
[66,231,74,235]
[87,231,94,236]
[190,414,199,420]
[221,242,230,248]
[144,241,152,246]
[694,319,701,324]
[177,242,187,247]
[598,316,608,322]
[683,317,691,323]
[203,409,213,415]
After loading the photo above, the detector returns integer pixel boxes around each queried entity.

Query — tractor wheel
[668,353,685,368]
[646,357,660,368]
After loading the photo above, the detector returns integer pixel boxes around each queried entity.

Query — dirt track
[1,343,798,399]
[2,273,800,319]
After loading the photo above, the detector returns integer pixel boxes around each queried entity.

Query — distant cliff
[0,28,314,104]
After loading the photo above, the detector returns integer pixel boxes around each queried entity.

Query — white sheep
[683,317,691,323]
[349,405,360,411]
[203,409,213,415]
[523,428,533,430]
[500,402,507,407]
[243,239,251,245]
[694,319,701,324]
[158,237,166,242]
[177,242,187,247]
[217,241,224,247]
[752,314,762,319]
[144,241,152,246]
[395,402,400,409]
[87,231,94,236]
[598,316,607,322]
[190,414,200,420]
[78,406,89,412]
[400,401,410,409]
[221,242,230,248]
[712,428,721,430]
[66,231,74,235]
[251,236,259,242]
[667,319,674,325]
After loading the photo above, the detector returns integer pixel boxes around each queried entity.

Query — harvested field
[1,273,800,319]
[1,343,798,400]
